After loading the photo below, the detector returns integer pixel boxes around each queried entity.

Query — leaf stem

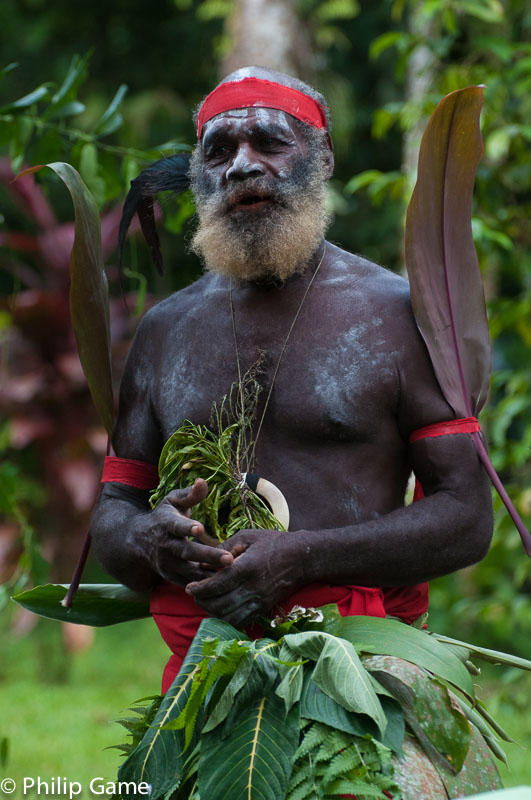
[472,432,531,556]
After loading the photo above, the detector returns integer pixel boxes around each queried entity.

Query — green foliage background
[0,0,529,785]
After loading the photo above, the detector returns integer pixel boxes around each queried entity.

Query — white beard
[189,152,331,282]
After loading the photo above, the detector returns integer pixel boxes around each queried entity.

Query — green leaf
[380,696,405,755]
[345,169,384,194]
[42,52,90,119]
[198,692,300,800]
[299,672,379,738]
[78,143,106,207]
[46,100,86,120]
[337,615,475,698]
[275,662,304,714]
[94,83,128,136]
[284,631,387,736]
[119,618,242,799]
[315,0,360,21]
[431,633,531,671]
[202,650,254,732]
[217,638,282,738]
[0,83,52,112]
[0,62,18,81]
[369,31,408,61]
[459,0,504,22]
[367,656,471,773]
[12,583,150,626]
[23,162,115,434]
[163,637,254,746]
[9,116,33,171]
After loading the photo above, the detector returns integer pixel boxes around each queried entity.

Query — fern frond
[321,743,363,787]
[287,768,325,800]
[286,755,312,794]
[113,695,163,758]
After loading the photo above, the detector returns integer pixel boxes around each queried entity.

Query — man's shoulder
[139,272,225,328]
[324,243,411,310]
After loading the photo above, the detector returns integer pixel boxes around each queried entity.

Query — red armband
[409,417,481,501]
[100,456,159,491]
[409,416,480,444]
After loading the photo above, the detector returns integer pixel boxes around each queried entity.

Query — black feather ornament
[118,153,191,275]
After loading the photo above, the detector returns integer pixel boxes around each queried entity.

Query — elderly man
[90,66,493,692]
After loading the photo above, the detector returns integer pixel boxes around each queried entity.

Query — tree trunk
[221,0,314,79]
[402,7,438,183]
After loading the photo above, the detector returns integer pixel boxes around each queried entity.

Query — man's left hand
[185,529,304,626]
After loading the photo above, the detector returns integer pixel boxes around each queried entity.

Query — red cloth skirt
[151,580,428,693]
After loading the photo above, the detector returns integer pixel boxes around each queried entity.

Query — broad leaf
[202,651,255,733]
[17,162,115,434]
[119,618,243,799]
[404,87,531,552]
[198,692,300,800]
[275,663,304,715]
[285,631,386,736]
[405,86,490,417]
[337,615,474,698]
[217,639,282,739]
[367,655,471,774]
[12,583,150,626]
[299,673,379,739]
[380,696,406,755]
[50,162,114,434]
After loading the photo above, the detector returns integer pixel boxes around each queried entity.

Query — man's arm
[89,312,233,592]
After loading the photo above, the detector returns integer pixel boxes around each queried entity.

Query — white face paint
[202,106,299,143]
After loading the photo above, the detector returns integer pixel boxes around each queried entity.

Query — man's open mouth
[229,192,275,211]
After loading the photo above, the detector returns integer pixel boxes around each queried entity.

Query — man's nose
[225,144,265,181]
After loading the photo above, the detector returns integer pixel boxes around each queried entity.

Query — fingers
[165,478,208,510]
[158,561,217,586]
[186,562,239,599]
[164,479,208,534]
[153,537,232,585]
[158,479,209,539]
[191,585,263,627]
[155,503,204,540]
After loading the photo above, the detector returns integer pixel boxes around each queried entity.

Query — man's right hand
[134,478,234,586]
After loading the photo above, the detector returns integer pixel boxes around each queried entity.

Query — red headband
[196,77,328,139]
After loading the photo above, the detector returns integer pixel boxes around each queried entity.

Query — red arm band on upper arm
[409,417,481,501]
[409,416,480,444]
[101,456,159,490]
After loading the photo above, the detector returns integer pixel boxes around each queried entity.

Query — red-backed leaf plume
[15,162,115,436]
[405,87,530,555]
[405,86,490,418]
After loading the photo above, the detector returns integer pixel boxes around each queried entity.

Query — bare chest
[150,286,401,448]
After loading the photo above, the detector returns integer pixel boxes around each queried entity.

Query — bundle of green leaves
[149,371,287,541]
[116,608,530,800]
[149,420,287,541]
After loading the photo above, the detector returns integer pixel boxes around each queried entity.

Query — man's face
[198,107,310,206]
[189,107,331,282]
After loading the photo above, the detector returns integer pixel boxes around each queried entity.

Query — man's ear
[322,132,334,180]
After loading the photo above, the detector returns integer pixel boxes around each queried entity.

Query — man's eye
[259,137,285,151]
[206,144,232,159]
